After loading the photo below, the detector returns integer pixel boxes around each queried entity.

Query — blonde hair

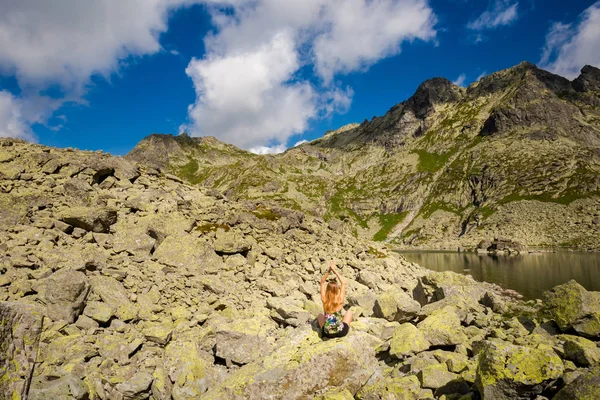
[323,282,343,313]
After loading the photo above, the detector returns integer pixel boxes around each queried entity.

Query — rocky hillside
[2,137,600,399]
[127,62,600,251]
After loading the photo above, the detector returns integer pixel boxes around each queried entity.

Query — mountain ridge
[126,62,600,251]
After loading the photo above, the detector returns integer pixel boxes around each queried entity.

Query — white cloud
[0,0,200,137]
[294,140,308,147]
[468,1,519,31]
[183,0,438,150]
[453,74,467,87]
[476,71,488,81]
[539,2,600,79]
[248,143,288,155]
[0,91,35,141]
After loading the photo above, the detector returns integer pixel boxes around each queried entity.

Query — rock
[543,280,600,338]
[266,297,312,326]
[41,334,98,365]
[0,302,44,400]
[215,317,275,365]
[112,226,156,256]
[475,340,564,399]
[417,306,466,346]
[143,320,174,345]
[417,362,460,389]
[213,229,252,254]
[41,269,90,323]
[203,327,380,400]
[28,374,88,400]
[115,371,153,400]
[59,206,117,233]
[165,340,209,399]
[356,374,432,400]
[154,235,223,271]
[562,335,600,367]
[389,323,431,358]
[90,275,138,321]
[97,333,144,363]
[315,387,354,400]
[373,288,421,322]
[481,291,508,314]
[83,300,115,324]
[553,365,600,400]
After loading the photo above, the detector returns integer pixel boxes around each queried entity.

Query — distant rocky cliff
[127,62,600,251]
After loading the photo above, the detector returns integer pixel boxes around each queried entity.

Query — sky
[0,0,599,156]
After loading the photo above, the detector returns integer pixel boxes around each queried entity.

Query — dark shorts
[322,322,349,338]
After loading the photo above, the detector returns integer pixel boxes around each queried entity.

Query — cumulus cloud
[539,2,600,79]
[248,143,288,155]
[182,0,438,150]
[0,91,35,141]
[0,0,200,138]
[453,74,467,87]
[467,0,519,31]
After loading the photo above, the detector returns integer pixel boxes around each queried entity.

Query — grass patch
[196,223,230,233]
[420,201,462,219]
[412,149,454,173]
[367,247,387,258]
[175,158,204,184]
[251,207,281,221]
[373,211,408,242]
[499,190,595,206]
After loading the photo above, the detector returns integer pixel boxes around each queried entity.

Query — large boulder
[373,288,421,323]
[59,206,117,233]
[475,340,564,399]
[0,302,44,400]
[202,327,380,400]
[543,280,600,338]
[213,229,252,254]
[164,340,209,399]
[417,306,466,346]
[356,375,431,400]
[215,317,275,365]
[389,323,431,358]
[28,374,88,400]
[266,297,312,327]
[89,275,138,321]
[154,235,223,271]
[554,365,600,400]
[561,335,600,367]
[40,269,90,323]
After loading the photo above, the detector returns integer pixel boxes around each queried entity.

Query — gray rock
[417,306,466,346]
[154,235,223,271]
[213,229,252,254]
[562,335,600,367]
[543,280,600,338]
[0,302,44,399]
[373,288,421,322]
[554,365,600,400]
[29,375,88,400]
[215,318,274,365]
[60,206,117,233]
[41,269,90,323]
[90,275,138,321]
[115,371,153,400]
[266,297,311,326]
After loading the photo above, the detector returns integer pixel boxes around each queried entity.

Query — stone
[41,269,90,323]
[417,306,467,346]
[373,288,421,323]
[389,323,431,358]
[97,333,144,363]
[418,362,460,389]
[115,371,154,400]
[562,335,600,367]
[28,374,89,400]
[112,226,156,256]
[165,340,209,399]
[475,340,564,400]
[143,320,173,345]
[315,387,354,400]
[203,327,380,400]
[266,297,312,326]
[543,280,600,338]
[215,317,275,365]
[90,275,138,321]
[554,365,600,400]
[0,302,44,400]
[356,374,433,400]
[75,314,99,330]
[84,301,115,323]
[213,229,252,254]
[154,235,223,271]
[59,206,117,233]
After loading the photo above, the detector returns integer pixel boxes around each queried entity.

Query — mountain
[126,62,600,251]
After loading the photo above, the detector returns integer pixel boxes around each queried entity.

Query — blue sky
[0,0,599,155]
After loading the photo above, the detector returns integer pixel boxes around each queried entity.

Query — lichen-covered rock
[543,280,600,338]
[213,229,252,254]
[90,275,138,321]
[475,340,564,399]
[389,323,431,358]
[417,362,460,389]
[315,387,355,400]
[561,335,600,367]
[266,297,312,326]
[0,302,44,400]
[59,206,117,233]
[373,288,421,322]
[83,300,115,324]
[28,374,88,400]
[553,365,600,400]
[165,340,209,399]
[112,225,156,256]
[202,327,380,400]
[215,317,275,365]
[417,306,466,346]
[154,235,223,271]
[114,371,153,400]
[40,269,90,323]
[356,374,429,400]
[142,320,174,345]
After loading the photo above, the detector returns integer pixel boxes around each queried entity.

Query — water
[399,251,600,300]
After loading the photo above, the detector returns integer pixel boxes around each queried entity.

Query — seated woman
[317,260,353,338]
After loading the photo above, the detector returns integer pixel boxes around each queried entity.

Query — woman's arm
[330,261,346,299]
[320,268,331,302]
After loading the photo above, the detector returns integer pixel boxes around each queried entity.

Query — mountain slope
[126,62,600,250]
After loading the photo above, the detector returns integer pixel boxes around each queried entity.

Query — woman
[317,260,353,338]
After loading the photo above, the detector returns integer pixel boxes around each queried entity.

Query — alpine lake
[399,250,600,300]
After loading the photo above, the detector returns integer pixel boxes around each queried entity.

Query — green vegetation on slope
[373,212,408,242]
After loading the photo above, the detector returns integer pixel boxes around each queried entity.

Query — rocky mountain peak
[573,64,600,92]
[406,77,464,119]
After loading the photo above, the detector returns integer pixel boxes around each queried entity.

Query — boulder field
[1,137,600,400]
